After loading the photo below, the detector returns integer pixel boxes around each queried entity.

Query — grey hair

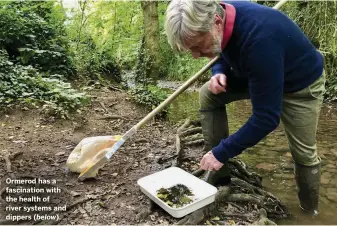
[164,0,223,52]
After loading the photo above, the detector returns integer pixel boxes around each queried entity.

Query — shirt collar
[219,3,236,49]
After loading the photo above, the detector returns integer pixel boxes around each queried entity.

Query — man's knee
[290,148,320,166]
[199,82,213,109]
[199,82,229,110]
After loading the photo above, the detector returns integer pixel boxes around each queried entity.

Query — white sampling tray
[137,167,218,218]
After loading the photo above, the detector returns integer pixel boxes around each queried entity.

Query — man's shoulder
[229,1,296,41]
[227,0,286,23]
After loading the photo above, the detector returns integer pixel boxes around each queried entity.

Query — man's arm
[211,54,229,76]
[212,38,285,162]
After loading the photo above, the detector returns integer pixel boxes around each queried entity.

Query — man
[164,0,325,215]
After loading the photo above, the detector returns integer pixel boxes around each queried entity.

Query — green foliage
[0,50,88,118]
[0,0,73,76]
[128,83,169,115]
[64,1,123,80]
[157,2,211,82]
[277,1,337,100]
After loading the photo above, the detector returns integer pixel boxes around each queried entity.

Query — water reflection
[167,90,337,225]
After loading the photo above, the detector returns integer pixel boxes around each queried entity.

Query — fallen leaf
[13,140,27,144]
[79,207,86,214]
[65,145,74,150]
[97,202,107,208]
[227,220,236,225]
[70,191,81,197]
[212,216,220,221]
[206,220,212,225]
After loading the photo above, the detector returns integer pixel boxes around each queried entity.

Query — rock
[255,163,277,171]
[273,173,294,180]
[55,151,65,156]
[326,164,336,169]
[331,148,337,158]
[284,152,292,158]
[321,177,330,185]
[265,142,277,147]
[320,153,327,160]
[321,172,332,180]
[326,188,337,202]
[71,191,81,197]
[150,214,156,221]
[327,168,336,173]
[273,147,289,152]
[329,179,337,186]
[112,173,118,177]
[280,162,294,170]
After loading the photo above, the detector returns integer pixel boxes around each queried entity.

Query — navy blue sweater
[211,1,324,163]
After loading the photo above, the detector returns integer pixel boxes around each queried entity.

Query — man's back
[222,1,324,93]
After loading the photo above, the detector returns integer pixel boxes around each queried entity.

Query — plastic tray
[137,167,217,218]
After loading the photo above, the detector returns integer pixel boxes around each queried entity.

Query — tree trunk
[138,1,161,83]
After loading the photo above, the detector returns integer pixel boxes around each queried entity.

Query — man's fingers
[219,75,227,90]
[214,164,221,171]
[210,78,225,94]
[207,165,214,171]
[200,155,206,167]
[201,161,210,170]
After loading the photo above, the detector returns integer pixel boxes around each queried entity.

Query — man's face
[184,17,223,59]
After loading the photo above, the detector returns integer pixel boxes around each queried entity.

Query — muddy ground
[0,86,210,225]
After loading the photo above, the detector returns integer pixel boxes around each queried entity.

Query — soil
[0,87,185,225]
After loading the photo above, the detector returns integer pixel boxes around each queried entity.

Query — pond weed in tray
[156,184,194,208]
[137,167,217,218]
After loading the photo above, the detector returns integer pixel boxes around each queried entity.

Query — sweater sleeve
[212,38,284,162]
[211,54,229,76]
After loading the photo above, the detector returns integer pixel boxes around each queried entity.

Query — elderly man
[164,0,325,215]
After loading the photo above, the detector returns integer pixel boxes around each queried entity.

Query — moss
[156,184,194,208]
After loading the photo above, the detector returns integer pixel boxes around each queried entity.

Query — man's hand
[209,73,227,94]
[200,151,224,171]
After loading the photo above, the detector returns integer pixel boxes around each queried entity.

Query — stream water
[166,88,337,225]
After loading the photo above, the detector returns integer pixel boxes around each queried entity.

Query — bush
[275,1,337,100]
[128,84,169,115]
[0,50,88,118]
[0,1,73,77]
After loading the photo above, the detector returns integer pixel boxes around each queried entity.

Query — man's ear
[215,14,223,31]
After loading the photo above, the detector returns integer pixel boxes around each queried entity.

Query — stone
[329,178,337,186]
[265,142,277,147]
[327,168,336,173]
[321,177,330,185]
[326,164,336,169]
[285,152,292,158]
[280,162,294,170]
[255,163,277,171]
[331,148,337,158]
[273,173,294,180]
[326,188,337,202]
[320,153,327,160]
[322,172,332,180]
[273,147,289,152]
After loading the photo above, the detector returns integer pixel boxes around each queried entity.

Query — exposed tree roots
[137,118,290,225]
